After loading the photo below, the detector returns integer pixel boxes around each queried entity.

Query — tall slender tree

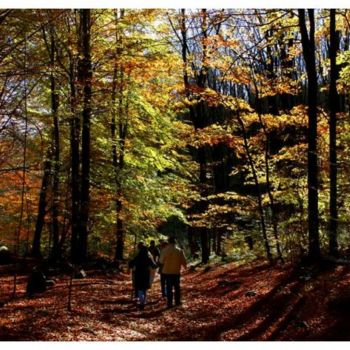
[298,9,320,260]
[41,19,61,260]
[111,9,127,262]
[69,13,81,263]
[50,25,61,261]
[32,20,59,258]
[329,9,339,257]
[77,9,92,262]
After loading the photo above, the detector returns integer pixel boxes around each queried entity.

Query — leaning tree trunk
[298,9,320,260]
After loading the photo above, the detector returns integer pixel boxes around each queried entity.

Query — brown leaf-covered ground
[1,260,350,341]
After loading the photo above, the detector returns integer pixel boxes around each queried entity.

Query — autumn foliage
[1,8,350,341]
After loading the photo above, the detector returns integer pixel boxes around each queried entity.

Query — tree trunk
[280,38,295,110]
[298,9,320,260]
[261,116,283,262]
[236,112,273,264]
[77,9,92,263]
[216,231,222,256]
[187,226,197,257]
[254,85,283,262]
[212,229,217,255]
[114,120,127,262]
[49,26,60,261]
[111,9,126,262]
[69,61,80,263]
[180,8,210,264]
[32,149,51,257]
[329,9,339,257]
[115,117,127,261]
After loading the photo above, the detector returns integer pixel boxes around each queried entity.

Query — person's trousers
[160,273,167,297]
[164,274,181,306]
[137,289,147,305]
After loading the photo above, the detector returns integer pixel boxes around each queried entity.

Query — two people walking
[129,237,187,310]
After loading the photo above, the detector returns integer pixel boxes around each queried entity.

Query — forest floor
[1,259,350,341]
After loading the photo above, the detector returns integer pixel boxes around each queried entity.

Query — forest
[1,8,350,341]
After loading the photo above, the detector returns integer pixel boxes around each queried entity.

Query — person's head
[168,236,176,245]
[159,239,167,249]
[150,240,155,247]
[137,242,145,250]
[138,245,149,258]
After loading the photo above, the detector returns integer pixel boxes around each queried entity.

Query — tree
[298,9,320,260]
[110,9,126,262]
[77,9,92,263]
[328,9,339,257]
[4,8,350,268]
[32,149,51,258]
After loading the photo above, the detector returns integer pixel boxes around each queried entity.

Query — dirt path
[1,261,350,340]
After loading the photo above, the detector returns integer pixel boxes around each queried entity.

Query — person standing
[148,240,160,263]
[129,244,157,310]
[129,242,144,299]
[148,240,160,286]
[159,237,187,308]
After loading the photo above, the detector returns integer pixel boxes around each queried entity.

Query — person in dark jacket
[129,245,157,309]
[148,240,160,263]
[130,242,145,298]
[148,240,160,286]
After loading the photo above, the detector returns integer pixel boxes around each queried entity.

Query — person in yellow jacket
[159,236,187,308]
